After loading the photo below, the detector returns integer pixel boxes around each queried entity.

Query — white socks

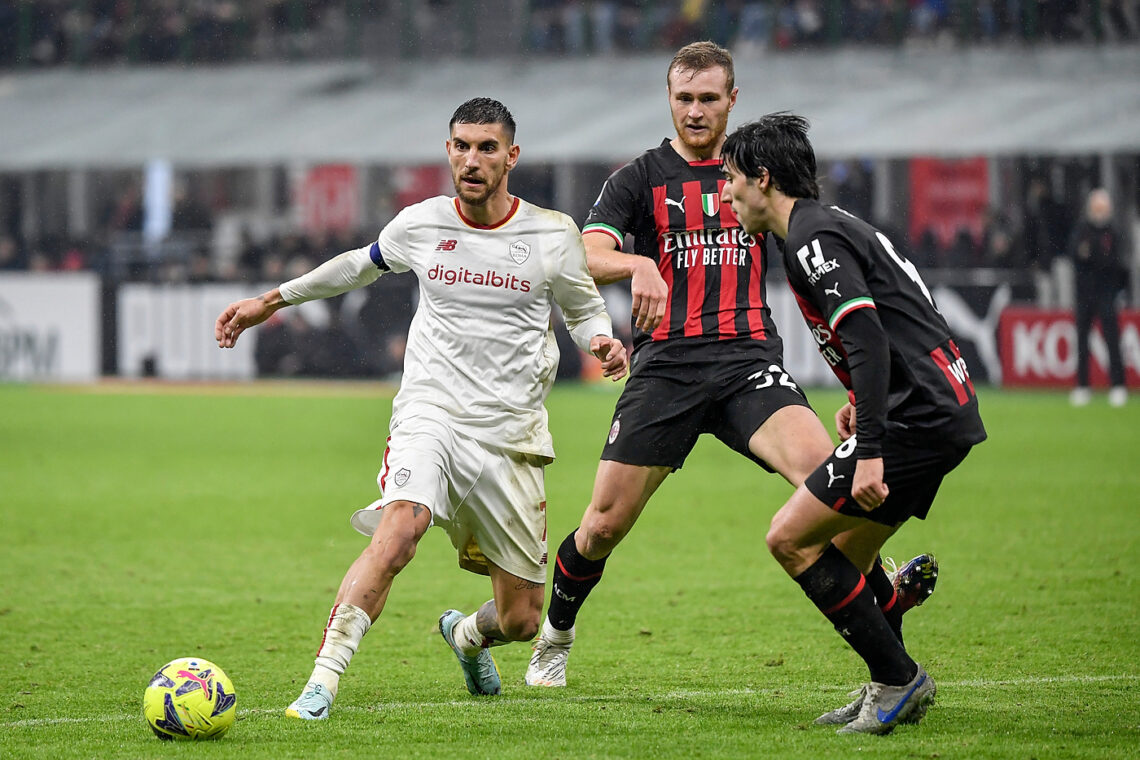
[452,612,487,657]
[308,603,372,698]
[541,617,574,645]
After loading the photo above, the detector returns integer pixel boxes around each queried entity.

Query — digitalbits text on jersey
[427,263,532,292]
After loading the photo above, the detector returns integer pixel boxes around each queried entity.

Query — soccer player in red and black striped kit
[526,42,938,693]
[720,113,987,734]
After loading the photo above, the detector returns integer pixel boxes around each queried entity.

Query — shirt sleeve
[278,244,385,304]
[834,308,890,459]
[374,207,414,274]
[790,230,877,331]
[548,220,614,352]
[581,162,644,251]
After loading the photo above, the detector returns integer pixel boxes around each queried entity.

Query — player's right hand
[215,294,278,348]
[835,402,855,441]
[590,335,629,381]
[630,256,668,332]
[852,457,889,511]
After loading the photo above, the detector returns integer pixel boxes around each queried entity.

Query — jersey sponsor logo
[663,194,686,210]
[427,263,532,292]
[701,192,720,217]
[435,239,458,251]
[394,468,411,487]
[508,240,531,264]
[795,238,840,285]
[930,340,976,405]
[662,227,755,270]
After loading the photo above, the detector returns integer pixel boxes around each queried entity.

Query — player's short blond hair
[668,41,734,92]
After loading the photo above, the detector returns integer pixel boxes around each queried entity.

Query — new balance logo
[435,239,458,251]
[664,195,685,210]
[826,462,846,488]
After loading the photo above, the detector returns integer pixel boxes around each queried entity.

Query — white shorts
[349,416,550,585]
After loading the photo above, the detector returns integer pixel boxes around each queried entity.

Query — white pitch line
[5,673,1137,729]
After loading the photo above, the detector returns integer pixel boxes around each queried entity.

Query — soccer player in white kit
[214,98,628,718]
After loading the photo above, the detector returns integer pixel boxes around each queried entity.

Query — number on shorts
[749,364,801,394]
[835,434,858,459]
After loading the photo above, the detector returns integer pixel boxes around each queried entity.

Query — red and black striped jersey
[783,199,987,448]
[583,139,783,363]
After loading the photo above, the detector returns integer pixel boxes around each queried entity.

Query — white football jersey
[280,195,613,458]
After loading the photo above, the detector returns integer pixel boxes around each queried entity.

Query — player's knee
[578,515,624,559]
[765,517,801,566]
[365,506,424,574]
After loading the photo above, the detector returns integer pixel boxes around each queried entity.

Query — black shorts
[601,356,811,470]
[804,435,974,526]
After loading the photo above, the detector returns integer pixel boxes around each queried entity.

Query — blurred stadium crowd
[3,0,1138,69]
[1,1,1136,381]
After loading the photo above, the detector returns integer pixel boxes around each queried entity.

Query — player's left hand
[590,336,628,381]
[852,457,888,511]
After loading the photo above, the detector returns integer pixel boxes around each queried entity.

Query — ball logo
[394,468,411,487]
[509,240,531,264]
[607,418,621,444]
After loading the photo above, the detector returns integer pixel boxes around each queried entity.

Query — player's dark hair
[449,97,516,143]
[722,113,820,200]
[668,41,734,92]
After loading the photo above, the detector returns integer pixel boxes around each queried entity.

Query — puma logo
[664,195,685,210]
[825,282,842,299]
[826,462,846,488]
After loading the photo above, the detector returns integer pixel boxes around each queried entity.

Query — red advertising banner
[296,164,359,234]
[998,307,1140,387]
[392,165,451,209]
[908,157,989,249]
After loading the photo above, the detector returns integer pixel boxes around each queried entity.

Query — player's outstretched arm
[584,232,667,333]
[215,288,288,348]
[589,335,628,381]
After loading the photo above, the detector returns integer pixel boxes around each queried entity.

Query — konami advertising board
[998,307,1140,387]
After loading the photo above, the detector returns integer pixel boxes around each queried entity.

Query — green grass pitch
[1,382,1137,759]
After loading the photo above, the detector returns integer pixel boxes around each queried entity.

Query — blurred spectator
[979,208,1022,268]
[3,0,1135,70]
[237,229,269,280]
[1066,188,1128,407]
[0,235,25,270]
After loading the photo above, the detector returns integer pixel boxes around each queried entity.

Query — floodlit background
[0,0,1137,389]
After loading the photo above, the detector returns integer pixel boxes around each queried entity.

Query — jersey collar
[453,196,520,230]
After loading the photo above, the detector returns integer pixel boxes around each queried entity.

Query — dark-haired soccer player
[720,113,986,734]
[216,98,627,718]
[527,42,936,689]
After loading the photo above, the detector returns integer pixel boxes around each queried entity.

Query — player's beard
[453,170,503,206]
[675,113,729,156]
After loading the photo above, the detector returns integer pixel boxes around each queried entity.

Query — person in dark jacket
[1067,188,1129,407]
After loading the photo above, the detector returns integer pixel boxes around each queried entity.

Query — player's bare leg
[440,563,544,695]
[768,488,934,733]
[747,403,835,488]
[577,461,673,559]
[756,406,936,626]
[527,461,670,686]
[287,500,431,719]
